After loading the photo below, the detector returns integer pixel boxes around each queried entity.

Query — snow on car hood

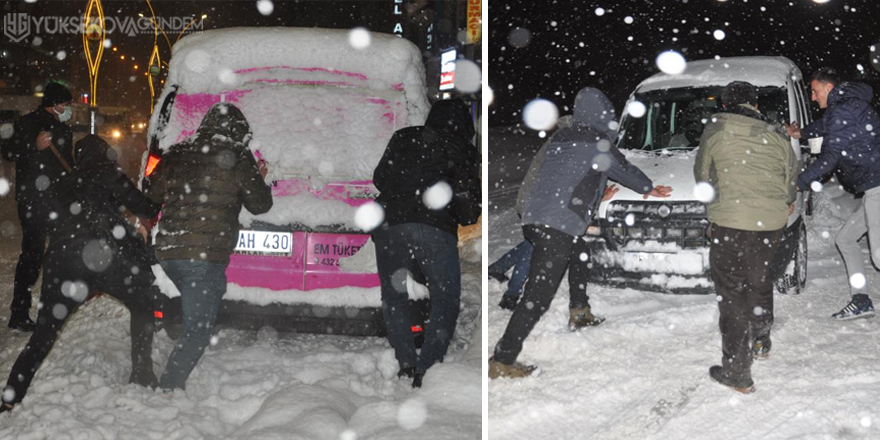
[597,148,699,218]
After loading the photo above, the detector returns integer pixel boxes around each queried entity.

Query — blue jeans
[159,260,228,390]
[373,223,461,374]
[488,240,533,297]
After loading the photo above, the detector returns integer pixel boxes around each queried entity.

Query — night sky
[2,0,426,116]
[489,0,880,127]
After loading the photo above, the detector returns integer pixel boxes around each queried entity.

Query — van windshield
[618,86,788,152]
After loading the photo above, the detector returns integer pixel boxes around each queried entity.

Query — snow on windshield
[149,27,429,179]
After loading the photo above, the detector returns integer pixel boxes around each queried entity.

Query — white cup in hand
[808,137,823,155]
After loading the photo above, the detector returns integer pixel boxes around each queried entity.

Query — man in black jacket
[1,135,162,414]
[372,99,480,388]
[1,82,74,332]
[146,103,273,391]
[787,67,880,320]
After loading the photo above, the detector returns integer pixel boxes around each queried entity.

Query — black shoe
[498,295,519,311]
[397,366,415,379]
[488,270,509,283]
[0,402,14,414]
[412,373,423,388]
[753,336,771,360]
[129,368,159,389]
[7,315,36,332]
[708,365,755,394]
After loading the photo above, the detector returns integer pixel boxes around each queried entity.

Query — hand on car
[602,184,619,202]
[36,131,52,150]
[644,185,673,199]
[785,121,801,139]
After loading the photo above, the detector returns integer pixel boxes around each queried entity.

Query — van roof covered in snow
[635,56,801,93]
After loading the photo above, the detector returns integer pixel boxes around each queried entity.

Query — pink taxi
[143,27,432,339]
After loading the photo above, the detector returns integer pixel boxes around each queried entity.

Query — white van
[584,56,813,294]
[144,27,433,337]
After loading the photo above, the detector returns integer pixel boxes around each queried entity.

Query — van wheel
[775,222,808,294]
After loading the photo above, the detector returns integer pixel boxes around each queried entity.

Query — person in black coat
[1,82,75,331]
[372,99,480,388]
[787,67,880,320]
[0,135,162,414]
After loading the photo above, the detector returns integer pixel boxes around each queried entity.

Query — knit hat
[41,82,73,107]
[722,81,759,106]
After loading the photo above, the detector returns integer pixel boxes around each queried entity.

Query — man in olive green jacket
[694,81,797,394]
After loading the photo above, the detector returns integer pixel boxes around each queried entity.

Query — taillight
[411,325,423,333]
[145,154,161,176]
[154,310,164,319]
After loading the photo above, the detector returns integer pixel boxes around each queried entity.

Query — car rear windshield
[618,86,788,152]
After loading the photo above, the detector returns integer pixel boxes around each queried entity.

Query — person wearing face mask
[0,81,75,332]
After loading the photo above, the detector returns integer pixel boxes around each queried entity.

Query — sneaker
[397,366,415,379]
[831,300,875,321]
[488,357,537,379]
[753,336,771,360]
[488,270,509,283]
[7,315,35,332]
[569,306,606,331]
[498,295,519,311]
[708,365,755,394]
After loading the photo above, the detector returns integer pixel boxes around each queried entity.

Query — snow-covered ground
[488,127,880,439]
[0,195,482,439]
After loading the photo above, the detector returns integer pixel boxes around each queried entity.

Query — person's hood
[828,81,873,107]
[73,134,118,171]
[193,102,252,149]
[573,87,617,139]
[425,99,475,140]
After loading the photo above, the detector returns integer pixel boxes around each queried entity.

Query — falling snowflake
[522,99,559,131]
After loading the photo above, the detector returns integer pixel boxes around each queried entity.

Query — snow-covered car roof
[166,27,427,107]
[635,56,801,93]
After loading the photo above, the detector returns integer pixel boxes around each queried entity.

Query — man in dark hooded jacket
[372,99,480,388]
[489,87,672,379]
[1,135,162,414]
[1,82,75,332]
[146,102,273,390]
[787,68,880,320]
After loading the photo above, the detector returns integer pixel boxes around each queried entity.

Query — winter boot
[831,296,875,321]
[569,306,605,331]
[753,336,771,360]
[488,270,509,283]
[709,365,755,394]
[397,366,415,380]
[7,314,35,332]
[0,402,13,414]
[488,357,537,379]
[412,373,423,388]
[498,294,519,311]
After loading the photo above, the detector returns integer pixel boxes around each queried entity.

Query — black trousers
[710,224,783,384]
[494,225,591,365]
[10,203,49,317]
[2,239,157,405]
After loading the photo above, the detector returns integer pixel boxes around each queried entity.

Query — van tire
[775,221,808,295]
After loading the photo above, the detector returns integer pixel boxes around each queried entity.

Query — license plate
[234,230,292,255]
